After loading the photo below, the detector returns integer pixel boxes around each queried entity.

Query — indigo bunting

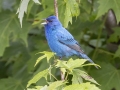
[42,16,97,68]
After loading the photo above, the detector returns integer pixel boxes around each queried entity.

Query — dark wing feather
[56,28,84,53]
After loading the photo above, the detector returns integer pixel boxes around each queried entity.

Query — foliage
[27,51,100,90]
[0,0,120,90]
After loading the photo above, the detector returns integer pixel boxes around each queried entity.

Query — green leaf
[35,51,54,66]
[34,55,46,66]
[90,62,120,90]
[35,0,54,20]
[0,12,31,56]
[64,3,72,27]
[63,82,100,90]
[17,0,30,27]
[27,86,43,90]
[97,0,120,23]
[27,69,49,87]
[79,70,99,85]
[80,0,92,14]
[48,81,64,90]
[67,58,87,70]
[64,0,80,27]
[39,85,48,90]
[72,69,83,84]
[0,77,28,90]
[56,60,69,70]
[108,27,120,42]
[72,69,99,85]
[32,0,41,4]
[56,58,87,71]
[114,45,120,58]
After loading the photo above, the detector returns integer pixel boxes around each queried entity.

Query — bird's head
[41,15,62,27]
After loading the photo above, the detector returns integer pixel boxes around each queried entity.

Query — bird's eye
[48,20,52,22]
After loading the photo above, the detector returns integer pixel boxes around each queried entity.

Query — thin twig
[54,0,65,80]
[60,70,65,81]
[54,0,58,19]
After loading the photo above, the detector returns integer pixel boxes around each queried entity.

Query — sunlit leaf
[56,58,87,71]
[32,0,41,4]
[27,69,49,87]
[64,0,80,27]
[27,86,43,90]
[67,58,87,70]
[40,85,48,90]
[72,69,83,84]
[77,69,99,85]
[35,51,54,65]
[17,0,30,27]
[48,81,64,90]
[56,60,69,70]
[63,82,100,90]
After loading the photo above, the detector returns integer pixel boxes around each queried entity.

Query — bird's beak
[41,19,47,25]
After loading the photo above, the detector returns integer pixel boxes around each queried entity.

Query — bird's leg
[59,57,65,80]
[60,68,65,81]
[59,56,62,60]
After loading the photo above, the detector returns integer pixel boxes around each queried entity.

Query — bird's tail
[78,53,98,69]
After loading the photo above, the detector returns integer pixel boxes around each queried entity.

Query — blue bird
[42,15,97,68]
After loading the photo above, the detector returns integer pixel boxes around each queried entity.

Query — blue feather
[43,16,97,68]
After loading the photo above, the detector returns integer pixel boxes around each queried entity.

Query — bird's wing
[56,28,84,53]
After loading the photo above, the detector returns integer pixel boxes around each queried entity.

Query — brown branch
[60,70,65,80]
[54,0,58,19]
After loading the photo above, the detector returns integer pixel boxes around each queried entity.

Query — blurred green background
[0,0,120,90]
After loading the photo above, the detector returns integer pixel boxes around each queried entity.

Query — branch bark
[54,0,58,19]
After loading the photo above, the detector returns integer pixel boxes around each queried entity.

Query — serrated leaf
[63,82,100,90]
[34,55,46,66]
[56,58,87,71]
[48,81,64,90]
[72,69,99,85]
[72,69,83,84]
[80,0,91,14]
[64,3,72,27]
[97,0,120,23]
[17,0,30,27]
[40,85,48,90]
[108,27,120,43]
[79,70,99,85]
[81,63,101,68]
[33,0,41,4]
[0,12,31,56]
[90,62,120,90]
[35,0,54,21]
[27,69,49,87]
[40,51,54,62]
[67,58,87,70]
[35,51,54,66]
[114,45,120,58]
[56,60,69,70]
[64,0,80,27]
[27,86,43,90]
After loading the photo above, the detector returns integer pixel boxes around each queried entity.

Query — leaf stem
[49,72,58,81]
[65,72,69,80]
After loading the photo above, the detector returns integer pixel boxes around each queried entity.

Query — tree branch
[54,0,58,19]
